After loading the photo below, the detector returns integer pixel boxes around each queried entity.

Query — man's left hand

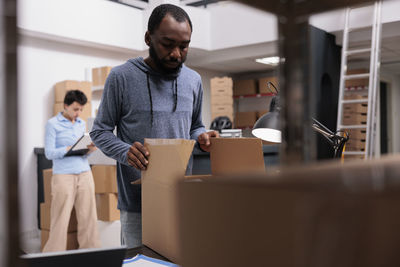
[197,131,219,152]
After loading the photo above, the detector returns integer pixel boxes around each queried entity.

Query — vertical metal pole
[278,9,316,164]
[2,0,20,265]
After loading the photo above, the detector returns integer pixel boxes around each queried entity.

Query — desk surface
[125,245,170,262]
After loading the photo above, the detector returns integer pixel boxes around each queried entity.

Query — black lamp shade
[252,96,282,143]
[252,110,281,143]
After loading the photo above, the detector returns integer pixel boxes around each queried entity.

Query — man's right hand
[127,141,150,170]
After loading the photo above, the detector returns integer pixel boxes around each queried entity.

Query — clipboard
[65,133,92,157]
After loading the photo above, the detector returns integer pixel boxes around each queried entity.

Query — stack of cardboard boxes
[53,80,92,124]
[210,77,234,124]
[40,169,79,251]
[342,69,369,160]
[92,165,119,221]
[233,76,277,129]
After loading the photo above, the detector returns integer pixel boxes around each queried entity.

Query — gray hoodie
[90,57,206,212]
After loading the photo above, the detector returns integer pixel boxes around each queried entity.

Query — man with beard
[90,4,218,248]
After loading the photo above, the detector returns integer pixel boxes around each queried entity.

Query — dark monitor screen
[20,246,127,267]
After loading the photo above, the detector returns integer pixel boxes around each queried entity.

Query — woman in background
[43,90,100,251]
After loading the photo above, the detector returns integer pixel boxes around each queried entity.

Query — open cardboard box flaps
[141,137,265,263]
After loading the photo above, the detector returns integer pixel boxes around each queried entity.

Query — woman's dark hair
[64,90,87,106]
[148,4,192,34]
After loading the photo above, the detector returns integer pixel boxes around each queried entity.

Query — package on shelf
[233,79,257,96]
[211,104,234,124]
[343,103,368,115]
[210,77,233,97]
[345,69,369,88]
[234,111,258,128]
[92,66,112,87]
[91,165,118,193]
[342,128,366,139]
[345,138,366,151]
[54,80,92,103]
[342,113,367,125]
[41,230,78,251]
[258,76,278,94]
[210,94,233,106]
[96,193,120,221]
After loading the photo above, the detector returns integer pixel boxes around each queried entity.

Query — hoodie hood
[128,57,182,78]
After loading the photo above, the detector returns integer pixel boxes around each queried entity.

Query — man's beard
[149,45,183,74]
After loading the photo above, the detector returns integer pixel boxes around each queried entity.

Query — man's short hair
[64,90,87,106]
[148,4,192,34]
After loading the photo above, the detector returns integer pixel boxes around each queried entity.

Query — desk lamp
[252,82,349,158]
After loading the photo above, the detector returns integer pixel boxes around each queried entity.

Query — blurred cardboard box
[43,169,52,203]
[141,138,264,264]
[92,66,112,87]
[96,193,119,221]
[233,79,257,96]
[177,154,400,267]
[258,76,278,94]
[91,165,118,193]
[210,95,233,106]
[234,111,257,128]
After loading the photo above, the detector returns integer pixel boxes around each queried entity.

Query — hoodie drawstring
[146,73,178,127]
[173,78,178,112]
[146,73,154,126]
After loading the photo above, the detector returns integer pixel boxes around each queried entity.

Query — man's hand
[127,141,150,170]
[197,131,219,152]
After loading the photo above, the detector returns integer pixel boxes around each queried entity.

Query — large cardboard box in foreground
[141,138,265,263]
[177,154,400,267]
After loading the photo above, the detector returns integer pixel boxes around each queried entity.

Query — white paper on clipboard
[72,133,92,150]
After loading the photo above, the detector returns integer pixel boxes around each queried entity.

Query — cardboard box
[210,76,233,89]
[345,69,369,88]
[343,103,368,115]
[342,113,367,125]
[210,104,233,114]
[41,230,78,251]
[234,111,258,128]
[96,193,119,221]
[210,86,233,97]
[40,202,78,232]
[43,169,53,203]
[258,76,278,94]
[210,95,233,105]
[92,66,112,87]
[141,138,265,263]
[91,165,118,193]
[54,80,92,103]
[233,79,257,96]
[177,154,400,267]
